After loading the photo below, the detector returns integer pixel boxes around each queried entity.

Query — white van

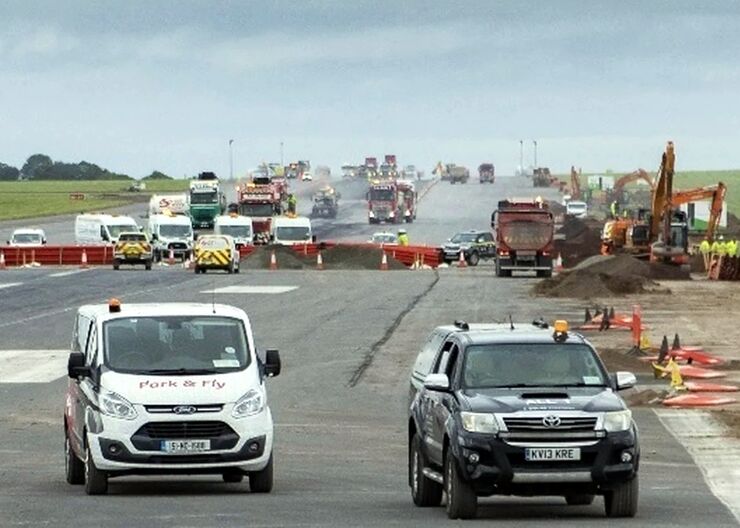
[214,214,254,248]
[565,201,588,219]
[75,214,140,245]
[8,228,47,247]
[270,216,312,246]
[64,300,281,495]
[148,213,194,261]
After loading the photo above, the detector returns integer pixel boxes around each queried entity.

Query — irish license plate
[525,447,580,461]
[160,440,211,453]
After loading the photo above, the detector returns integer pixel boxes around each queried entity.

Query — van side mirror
[264,349,281,378]
[151,233,159,241]
[311,235,317,243]
[67,352,91,379]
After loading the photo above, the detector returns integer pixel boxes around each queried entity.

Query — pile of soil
[534,255,684,299]
[241,245,312,270]
[320,246,406,270]
[554,217,603,267]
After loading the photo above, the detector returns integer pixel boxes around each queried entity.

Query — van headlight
[97,390,137,420]
[603,410,632,432]
[460,412,498,434]
[232,389,265,418]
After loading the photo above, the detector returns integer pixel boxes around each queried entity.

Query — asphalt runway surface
[1,177,737,527]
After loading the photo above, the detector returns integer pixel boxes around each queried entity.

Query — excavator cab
[650,211,690,266]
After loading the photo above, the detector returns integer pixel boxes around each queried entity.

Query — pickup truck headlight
[603,410,632,432]
[460,412,498,434]
[97,390,137,420]
[232,389,265,418]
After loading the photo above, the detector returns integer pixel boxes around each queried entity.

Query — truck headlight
[603,410,632,432]
[97,390,137,420]
[368,211,375,217]
[460,412,498,434]
[232,389,265,418]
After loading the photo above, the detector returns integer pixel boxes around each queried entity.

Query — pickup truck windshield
[104,316,249,374]
[463,343,607,389]
[451,233,478,244]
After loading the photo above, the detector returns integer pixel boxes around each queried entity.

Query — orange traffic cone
[80,249,89,269]
[269,250,278,271]
[554,253,564,272]
[0,251,6,270]
[167,248,175,265]
[457,250,467,268]
[316,251,324,270]
[380,251,389,271]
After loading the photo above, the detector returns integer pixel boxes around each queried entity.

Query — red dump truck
[238,176,284,243]
[367,180,417,224]
[491,199,554,277]
[478,163,495,184]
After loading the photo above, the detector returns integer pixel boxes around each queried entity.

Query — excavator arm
[611,169,654,204]
[650,142,675,244]
[671,182,727,241]
[570,166,582,200]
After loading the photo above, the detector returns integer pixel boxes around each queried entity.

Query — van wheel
[566,494,595,505]
[410,434,442,507]
[445,451,477,519]
[65,434,84,485]
[249,455,273,493]
[234,264,240,274]
[604,476,638,517]
[84,445,108,495]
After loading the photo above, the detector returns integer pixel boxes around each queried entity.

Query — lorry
[491,199,555,277]
[237,176,284,243]
[75,214,140,245]
[271,216,312,245]
[478,163,495,184]
[532,167,552,187]
[449,166,470,184]
[214,214,254,248]
[361,157,378,180]
[367,180,417,224]
[147,212,194,262]
[311,187,340,218]
[148,193,189,216]
[189,172,225,229]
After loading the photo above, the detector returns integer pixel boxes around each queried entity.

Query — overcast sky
[2,0,740,177]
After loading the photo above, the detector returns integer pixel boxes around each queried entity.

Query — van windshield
[463,344,608,389]
[108,224,138,238]
[276,226,310,241]
[219,225,252,238]
[159,225,192,238]
[12,233,42,244]
[104,316,250,374]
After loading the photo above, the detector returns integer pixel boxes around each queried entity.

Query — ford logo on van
[173,405,197,415]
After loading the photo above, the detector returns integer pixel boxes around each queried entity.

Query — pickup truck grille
[504,416,597,432]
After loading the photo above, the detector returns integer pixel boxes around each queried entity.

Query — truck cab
[270,217,312,246]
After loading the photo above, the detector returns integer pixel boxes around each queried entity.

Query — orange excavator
[608,168,654,205]
[670,183,726,242]
[569,166,582,200]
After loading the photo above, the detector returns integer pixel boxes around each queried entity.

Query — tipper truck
[237,176,285,243]
[367,180,417,224]
[491,199,555,278]
[478,163,495,184]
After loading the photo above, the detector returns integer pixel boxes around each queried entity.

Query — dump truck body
[492,200,554,277]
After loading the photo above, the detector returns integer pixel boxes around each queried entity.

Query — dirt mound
[241,245,312,270]
[320,246,406,270]
[534,255,682,298]
[554,217,603,267]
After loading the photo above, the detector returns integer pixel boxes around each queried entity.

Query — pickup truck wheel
[604,476,638,518]
[566,494,595,505]
[112,259,120,271]
[84,445,108,495]
[410,434,442,507]
[145,260,152,271]
[65,434,84,485]
[249,455,273,493]
[445,452,477,519]
[467,252,480,266]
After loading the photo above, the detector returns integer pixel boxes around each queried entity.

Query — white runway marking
[48,269,88,278]
[0,350,70,383]
[0,283,23,290]
[201,286,298,294]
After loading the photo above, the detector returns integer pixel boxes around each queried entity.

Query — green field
[570,169,740,217]
[0,180,190,221]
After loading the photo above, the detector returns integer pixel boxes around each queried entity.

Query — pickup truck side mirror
[424,373,450,392]
[614,371,636,391]
[264,349,281,378]
[67,352,91,379]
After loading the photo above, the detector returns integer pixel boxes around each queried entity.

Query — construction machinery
[478,163,495,184]
[569,166,582,200]
[311,187,340,219]
[607,169,654,206]
[237,175,285,242]
[367,180,417,224]
[189,172,226,229]
[449,166,470,184]
[491,199,555,277]
[532,167,552,187]
[673,183,727,241]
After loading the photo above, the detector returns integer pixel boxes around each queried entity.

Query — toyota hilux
[408,320,639,519]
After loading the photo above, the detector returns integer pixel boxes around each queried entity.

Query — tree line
[0,154,172,181]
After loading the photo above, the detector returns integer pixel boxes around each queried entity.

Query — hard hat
[398,228,407,234]
[718,235,725,240]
